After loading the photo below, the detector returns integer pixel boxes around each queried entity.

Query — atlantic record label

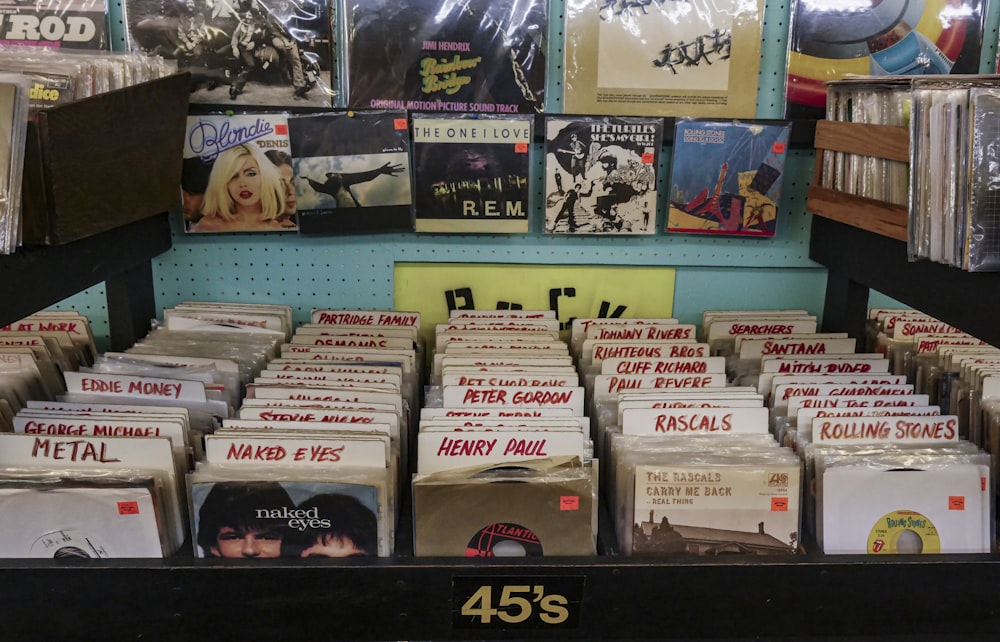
[466,522,544,557]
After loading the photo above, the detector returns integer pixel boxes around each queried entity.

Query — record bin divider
[20,72,190,246]
[806,119,909,241]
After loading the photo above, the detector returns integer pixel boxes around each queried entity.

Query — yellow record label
[868,510,941,554]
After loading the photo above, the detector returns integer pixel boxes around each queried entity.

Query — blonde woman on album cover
[190,143,289,232]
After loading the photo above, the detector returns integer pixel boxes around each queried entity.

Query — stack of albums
[415,309,596,557]
[570,313,800,556]
[196,307,422,558]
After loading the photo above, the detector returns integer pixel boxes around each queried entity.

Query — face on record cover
[181,113,299,234]
[344,0,546,113]
[124,0,334,107]
[543,116,662,235]
[288,111,414,235]
[191,480,383,558]
[411,114,532,233]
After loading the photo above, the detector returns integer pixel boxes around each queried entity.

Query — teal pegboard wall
[55,0,999,349]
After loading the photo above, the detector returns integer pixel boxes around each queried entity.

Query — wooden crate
[21,72,190,245]
[806,119,909,242]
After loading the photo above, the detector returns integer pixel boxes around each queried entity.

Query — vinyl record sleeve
[667,119,791,236]
[342,0,546,113]
[821,464,989,554]
[190,479,387,558]
[543,116,661,235]
[182,113,298,234]
[411,114,531,233]
[784,0,985,119]
[124,0,334,107]
[288,111,414,235]
[0,0,110,50]
[965,88,1000,271]
[412,465,595,556]
[627,463,800,556]
[0,486,164,558]
[563,0,763,117]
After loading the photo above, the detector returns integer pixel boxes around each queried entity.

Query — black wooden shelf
[0,213,171,350]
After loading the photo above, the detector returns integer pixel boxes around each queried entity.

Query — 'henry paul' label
[416,429,586,474]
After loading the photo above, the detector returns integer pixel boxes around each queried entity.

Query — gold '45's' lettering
[460,585,569,625]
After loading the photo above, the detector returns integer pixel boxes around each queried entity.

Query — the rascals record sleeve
[341,0,546,113]
[412,114,532,233]
[666,119,791,236]
[562,0,763,117]
[124,0,335,107]
[628,463,800,556]
[544,116,662,235]
[288,111,414,235]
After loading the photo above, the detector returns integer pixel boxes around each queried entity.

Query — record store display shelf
[3,214,1000,639]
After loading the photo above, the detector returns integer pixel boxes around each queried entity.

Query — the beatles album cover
[411,113,532,233]
[785,0,985,119]
[288,110,414,234]
[666,119,791,237]
[181,112,298,234]
[563,0,763,117]
[123,0,335,107]
[0,0,110,49]
[544,116,662,235]
[191,479,387,558]
[341,0,546,113]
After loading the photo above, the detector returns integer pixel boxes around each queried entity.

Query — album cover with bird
[287,111,414,234]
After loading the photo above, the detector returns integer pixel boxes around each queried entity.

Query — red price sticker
[394,118,408,130]
[772,141,786,154]
[641,152,654,164]
[515,142,528,153]
[274,124,288,135]
[118,501,140,515]
[770,497,788,512]
[948,496,965,510]
[559,496,579,511]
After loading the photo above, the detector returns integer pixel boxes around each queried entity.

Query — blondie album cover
[191,480,386,558]
[342,0,546,113]
[288,110,414,234]
[181,112,298,234]
[563,0,762,117]
[785,0,985,119]
[124,0,334,107]
[411,114,531,233]
[544,116,661,235]
[0,0,110,50]
[666,119,791,236]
